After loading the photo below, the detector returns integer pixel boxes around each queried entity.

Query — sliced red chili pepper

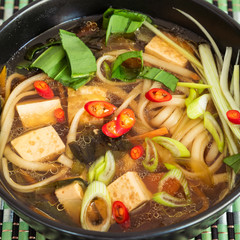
[102,120,122,138]
[84,101,116,118]
[112,201,130,225]
[54,108,65,123]
[34,81,54,99]
[145,88,172,102]
[130,145,144,160]
[116,109,135,134]
[226,110,240,124]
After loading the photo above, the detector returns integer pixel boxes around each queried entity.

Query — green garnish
[103,8,151,44]
[111,51,143,81]
[60,29,97,78]
[223,154,240,174]
[139,66,179,92]
[185,88,198,107]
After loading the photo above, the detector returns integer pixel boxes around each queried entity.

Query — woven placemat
[0,0,240,239]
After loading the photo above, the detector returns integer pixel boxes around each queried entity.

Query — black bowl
[0,0,240,239]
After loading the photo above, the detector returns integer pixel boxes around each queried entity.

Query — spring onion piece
[185,88,197,107]
[111,51,143,81]
[60,29,97,78]
[143,20,203,71]
[142,138,158,172]
[103,8,151,44]
[88,151,116,185]
[139,66,179,92]
[153,166,191,207]
[199,44,240,141]
[153,192,189,207]
[204,111,224,152]
[80,181,112,232]
[177,82,212,89]
[152,136,190,158]
[103,61,111,80]
[232,65,240,107]
[175,8,223,68]
[164,163,177,170]
[187,94,210,119]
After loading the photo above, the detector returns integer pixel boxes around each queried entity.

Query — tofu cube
[11,126,65,162]
[145,36,188,67]
[16,97,62,128]
[55,181,84,223]
[107,171,152,212]
[68,86,107,125]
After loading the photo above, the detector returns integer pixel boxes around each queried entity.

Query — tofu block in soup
[0,7,239,233]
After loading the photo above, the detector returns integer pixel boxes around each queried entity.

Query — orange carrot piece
[128,127,169,142]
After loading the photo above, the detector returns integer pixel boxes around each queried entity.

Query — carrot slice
[128,127,169,142]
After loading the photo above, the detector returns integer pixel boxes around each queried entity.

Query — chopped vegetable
[153,191,189,207]
[226,110,240,124]
[142,138,158,172]
[153,166,191,207]
[54,108,65,123]
[187,94,210,119]
[224,154,240,174]
[80,181,112,232]
[59,29,97,78]
[88,156,105,183]
[145,88,172,102]
[185,88,197,107]
[204,111,224,152]
[116,109,135,135]
[130,145,144,160]
[103,8,151,44]
[112,201,130,225]
[128,127,169,142]
[152,136,190,158]
[84,101,116,118]
[111,51,143,81]
[33,81,54,99]
[102,120,121,138]
[177,82,212,89]
[139,66,179,92]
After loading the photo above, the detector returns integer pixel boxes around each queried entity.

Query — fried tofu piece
[16,97,62,128]
[107,171,152,212]
[68,86,107,126]
[145,36,188,67]
[55,181,84,223]
[11,125,65,162]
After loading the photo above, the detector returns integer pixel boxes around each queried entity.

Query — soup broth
[0,9,238,233]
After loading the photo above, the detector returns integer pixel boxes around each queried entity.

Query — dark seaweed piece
[55,177,88,190]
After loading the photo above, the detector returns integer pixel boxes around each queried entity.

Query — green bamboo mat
[0,0,240,239]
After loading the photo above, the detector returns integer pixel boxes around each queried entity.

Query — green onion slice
[80,181,112,232]
[187,94,211,119]
[177,82,212,89]
[185,88,198,107]
[152,136,190,158]
[142,138,158,172]
[204,111,224,152]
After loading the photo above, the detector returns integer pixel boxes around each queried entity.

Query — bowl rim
[0,0,240,238]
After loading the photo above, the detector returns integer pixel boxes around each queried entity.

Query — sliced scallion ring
[152,136,190,158]
[80,181,112,232]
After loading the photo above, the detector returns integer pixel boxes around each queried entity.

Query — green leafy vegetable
[139,66,179,92]
[111,51,143,81]
[59,29,97,78]
[103,8,151,44]
[223,154,240,174]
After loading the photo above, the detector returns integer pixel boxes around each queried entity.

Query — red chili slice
[84,101,116,118]
[34,81,54,99]
[116,109,135,134]
[145,88,172,102]
[112,201,130,225]
[226,110,240,124]
[130,145,144,160]
[102,120,121,138]
[54,108,65,123]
